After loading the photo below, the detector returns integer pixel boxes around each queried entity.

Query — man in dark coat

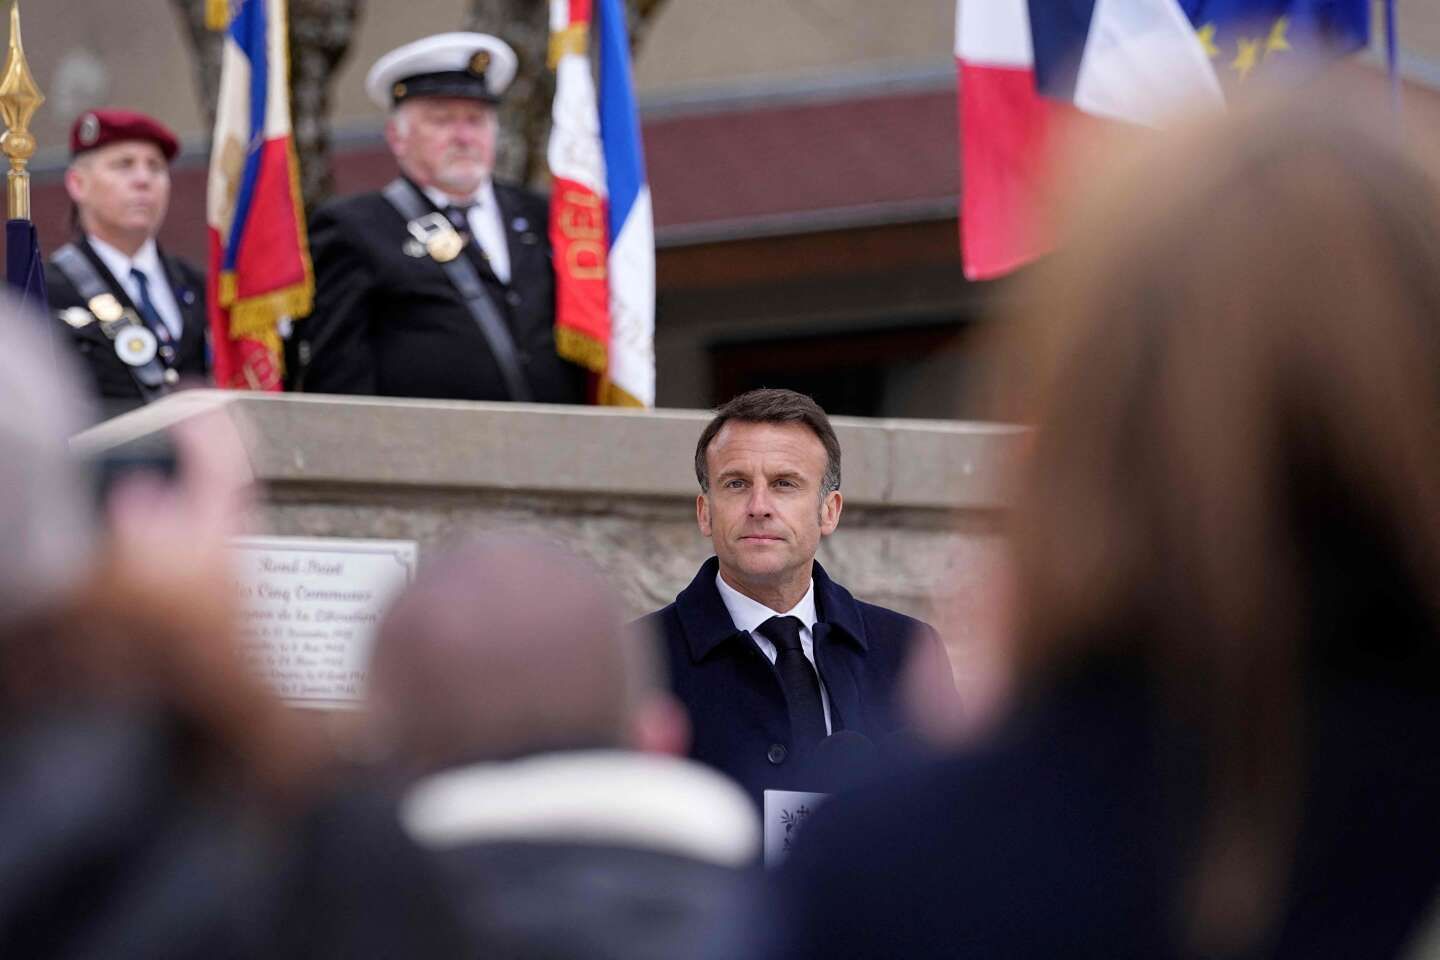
[46,110,208,421]
[638,389,958,807]
[289,33,585,403]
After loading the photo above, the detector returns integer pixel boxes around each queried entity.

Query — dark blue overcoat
[638,557,955,807]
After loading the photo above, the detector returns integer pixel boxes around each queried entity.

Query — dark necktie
[443,204,473,234]
[128,267,173,345]
[757,615,827,752]
[444,204,494,273]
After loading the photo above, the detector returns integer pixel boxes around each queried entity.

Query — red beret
[70,109,179,162]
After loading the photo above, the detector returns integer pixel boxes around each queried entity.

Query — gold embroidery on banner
[548,24,589,69]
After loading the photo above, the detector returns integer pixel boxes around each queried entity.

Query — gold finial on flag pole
[0,2,44,221]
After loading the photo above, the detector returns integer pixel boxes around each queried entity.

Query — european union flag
[1179,0,1370,84]
[5,218,48,315]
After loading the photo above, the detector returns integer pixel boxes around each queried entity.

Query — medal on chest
[404,212,466,264]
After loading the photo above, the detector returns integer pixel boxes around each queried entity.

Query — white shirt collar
[87,235,161,285]
[714,572,817,635]
[420,180,494,212]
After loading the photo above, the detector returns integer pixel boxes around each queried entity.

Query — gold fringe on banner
[218,270,238,307]
[555,323,608,374]
[548,23,589,69]
[597,378,645,407]
[227,282,312,339]
[205,0,230,31]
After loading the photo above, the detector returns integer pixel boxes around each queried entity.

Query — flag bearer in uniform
[290,33,585,404]
[47,110,209,421]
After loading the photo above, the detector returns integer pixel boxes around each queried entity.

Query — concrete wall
[72,391,1022,669]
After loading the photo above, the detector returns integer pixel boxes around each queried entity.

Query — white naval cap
[365,32,519,110]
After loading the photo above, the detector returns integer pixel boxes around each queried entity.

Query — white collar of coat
[420,179,496,213]
[400,750,759,867]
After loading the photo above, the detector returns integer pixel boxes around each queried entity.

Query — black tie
[443,204,473,234]
[444,204,494,273]
[129,267,173,345]
[758,615,827,752]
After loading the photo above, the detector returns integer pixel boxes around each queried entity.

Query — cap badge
[78,113,101,147]
[87,293,125,324]
[114,325,159,368]
[392,81,408,101]
[468,50,491,76]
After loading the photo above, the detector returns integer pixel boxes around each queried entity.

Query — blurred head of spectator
[996,88,1440,952]
[368,535,689,775]
[366,536,758,960]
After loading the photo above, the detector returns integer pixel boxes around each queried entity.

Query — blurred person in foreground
[0,300,276,957]
[762,89,1440,959]
[367,536,759,960]
[0,301,466,958]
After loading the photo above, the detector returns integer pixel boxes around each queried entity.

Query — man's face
[65,140,170,245]
[697,421,843,597]
[387,97,498,196]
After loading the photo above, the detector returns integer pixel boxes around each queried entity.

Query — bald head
[368,536,669,773]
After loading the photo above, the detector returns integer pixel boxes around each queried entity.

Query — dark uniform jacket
[639,557,957,807]
[291,178,585,403]
[45,237,207,420]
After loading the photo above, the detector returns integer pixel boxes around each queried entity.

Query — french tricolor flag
[205,0,312,390]
[956,0,1222,281]
[548,0,656,407]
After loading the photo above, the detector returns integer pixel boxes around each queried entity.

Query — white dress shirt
[87,235,184,341]
[422,181,512,284]
[714,573,833,734]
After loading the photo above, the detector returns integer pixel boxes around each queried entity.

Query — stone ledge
[72,391,1022,511]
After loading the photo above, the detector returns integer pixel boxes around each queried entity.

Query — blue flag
[6,218,48,315]
[1179,0,1370,83]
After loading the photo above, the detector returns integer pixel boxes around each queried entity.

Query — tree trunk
[288,0,366,213]
[169,0,364,215]
[462,0,553,187]
[465,0,671,188]
[169,0,224,131]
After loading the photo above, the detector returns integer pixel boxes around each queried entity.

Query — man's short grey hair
[694,388,841,498]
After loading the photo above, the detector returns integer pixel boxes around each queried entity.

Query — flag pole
[0,1,43,222]
[1385,0,1402,127]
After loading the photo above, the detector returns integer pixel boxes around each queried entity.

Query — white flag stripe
[262,0,293,138]
[1075,0,1225,127]
[956,0,1034,68]
[207,40,252,232]
[547,58,607,194]
[607,186,656,406]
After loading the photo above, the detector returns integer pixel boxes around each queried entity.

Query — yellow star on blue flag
[1179,0,1369,81]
